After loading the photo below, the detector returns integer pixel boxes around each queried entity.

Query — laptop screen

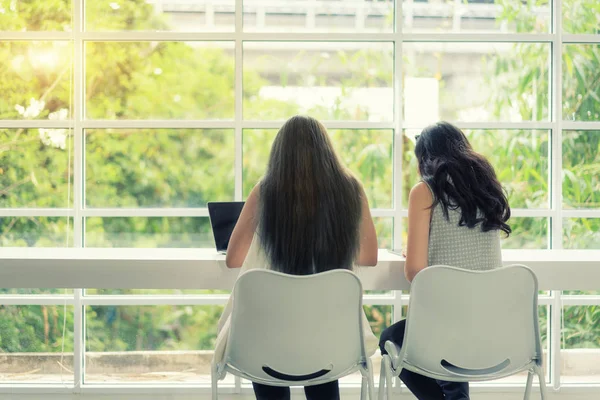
[207,202,245,253]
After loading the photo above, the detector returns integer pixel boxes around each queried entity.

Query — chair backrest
[401,265,542,381]
[223,269,366,385]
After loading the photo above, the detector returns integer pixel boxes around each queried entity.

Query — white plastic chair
[379,264,547,400]
[212,268,375,400]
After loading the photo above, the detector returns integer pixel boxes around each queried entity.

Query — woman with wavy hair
[214,115,379,400]
[379,121,511,400]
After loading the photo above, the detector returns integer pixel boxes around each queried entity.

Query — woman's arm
[404,182,433,282]
[225,185,260,268]
[356,188,378,266]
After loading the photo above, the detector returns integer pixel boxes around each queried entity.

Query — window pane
[0,289,72,295]
[563,291,600,295]
[0,129,72,208]
[563,131,600,208]
[364,305,392,340]
[562,306,600,383]
[243,0,394,33]
[0,42,72,120]
[0,0,71,31]
[85,305,228,384]
[403,130,549,209]
[85,217,212,248]
[502,218,548,250]
[243,129,393,207]
[0,305,73,383]
[86,289,228,295]
[404,43,549,122]
[85,42,234,119]
[0,217,73,247]
[243,42,393,121]
[563,45,600,122]
[563,218,600,249]
[562,0,600,34]
[402,0,549,33]
[86,0,234,32]
[374,217,393,249]
[86,129,234,208]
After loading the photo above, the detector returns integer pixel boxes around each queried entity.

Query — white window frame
[0,0,600,394]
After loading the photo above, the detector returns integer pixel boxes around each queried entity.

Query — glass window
[0,42,72,120]
[85,42,235,120]
[86,0,235,32]
[0,217,73,247]
[562,0,600,34]
[85,217,213,248]
[243,42,394,121]
[563,130,600,208]
[503,218,549,249]
[374,217,394,249]
[4,0,600,390]
[563,218,600,249]
[0,0,72,31]
[402,0,550,33]
[85,305,228,383]
[243,0,394,33]
[563,45,600,122]
[0,305,74,383]
[404,42,550,122]
[86,129,235,208]
[561,306,600,384]
[0,129,72,208]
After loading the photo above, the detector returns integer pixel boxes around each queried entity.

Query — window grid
[0,0,599,392]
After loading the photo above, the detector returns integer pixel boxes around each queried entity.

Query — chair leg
[523,369,534,400]
[366,358,376,400]
[535,365,548,400]
[383,355,394,400]
[211,363,219,400]
[378,357,386,400]
[361,374,368,400]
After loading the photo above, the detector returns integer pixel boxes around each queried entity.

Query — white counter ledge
[0,248,599,290]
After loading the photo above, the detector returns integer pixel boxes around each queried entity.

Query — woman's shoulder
[409,181,433,204]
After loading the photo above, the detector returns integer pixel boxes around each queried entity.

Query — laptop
[207,202,245,254]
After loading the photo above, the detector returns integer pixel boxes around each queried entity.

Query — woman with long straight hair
[213,115,379,400]
[379,121,511,400]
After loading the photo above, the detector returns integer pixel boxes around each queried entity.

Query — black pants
[379,320,469,400]
[252,380,339,400]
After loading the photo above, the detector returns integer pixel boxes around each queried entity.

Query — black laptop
[207,202,245,254]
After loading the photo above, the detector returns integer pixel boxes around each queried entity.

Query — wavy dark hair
[415,121,511,235]
[258,115,363,275]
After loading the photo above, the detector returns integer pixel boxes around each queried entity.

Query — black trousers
[252,380,339,400]
[379,320,470,400]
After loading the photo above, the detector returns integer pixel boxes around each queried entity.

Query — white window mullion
[392,0,404,325]
[393,2,405,394]
[550,0,564,390]
[234,0,243,394]
[234,0,244,202]
[73,0,85,391]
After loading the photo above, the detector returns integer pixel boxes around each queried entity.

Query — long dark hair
[258,115,363,275]
[415,121,511,235]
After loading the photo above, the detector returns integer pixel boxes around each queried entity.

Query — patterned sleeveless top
[425,183,503,270]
